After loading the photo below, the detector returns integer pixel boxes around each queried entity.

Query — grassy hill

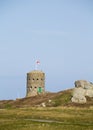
[0,89,93,130]
[0,89,93,108]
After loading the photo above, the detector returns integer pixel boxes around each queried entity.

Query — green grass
[52,91,72,106]
[0,107,93,130]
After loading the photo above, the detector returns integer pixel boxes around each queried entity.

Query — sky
[0,0,93,100]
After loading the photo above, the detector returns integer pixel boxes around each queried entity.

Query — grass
[0,107,93,130]
[0,89,93,130]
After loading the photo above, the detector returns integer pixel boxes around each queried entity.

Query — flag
[36,60,40,64]
[35,60,40,70]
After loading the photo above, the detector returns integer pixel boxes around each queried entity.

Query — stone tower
[26,70,45,97]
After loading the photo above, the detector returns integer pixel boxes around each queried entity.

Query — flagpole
[35,62,37,70]
[35,60,40,70]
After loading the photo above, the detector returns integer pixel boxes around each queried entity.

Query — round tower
[26,70,45,97]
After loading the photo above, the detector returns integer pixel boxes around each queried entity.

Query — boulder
[74,80,93,89]
[71,80,93,103]
[72,87,86,97]
[85,89,93,97]
[72,88,86,103]
[71,95,86,104]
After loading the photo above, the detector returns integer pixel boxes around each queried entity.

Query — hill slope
[0,89,93,108]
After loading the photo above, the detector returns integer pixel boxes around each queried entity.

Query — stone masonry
[26,70,45,97]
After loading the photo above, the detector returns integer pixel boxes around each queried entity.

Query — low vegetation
[0,89,93,108]
[0,107,93,130]
[0,89,93,130]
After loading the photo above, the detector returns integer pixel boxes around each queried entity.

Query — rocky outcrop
[71,80,93,103]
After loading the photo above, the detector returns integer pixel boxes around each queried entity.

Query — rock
[74,80,93,89]
[71,95,86,104]
[71,80,93,103]
[41,102,46,107]
[85,89,93,97]
[72,87,86,97]
[72,88,86,103]
[48,100,52,103]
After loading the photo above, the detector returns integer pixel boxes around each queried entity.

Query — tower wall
[26,70,45,97]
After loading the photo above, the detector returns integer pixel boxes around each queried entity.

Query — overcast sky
[0,0,93,99]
